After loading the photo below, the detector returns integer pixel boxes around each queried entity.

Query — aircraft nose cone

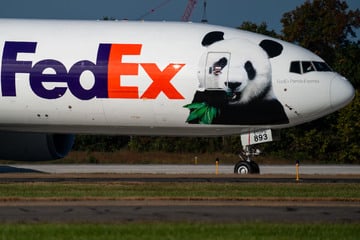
[330,75,355,110]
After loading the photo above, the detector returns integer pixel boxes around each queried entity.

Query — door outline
[204,52,230,90]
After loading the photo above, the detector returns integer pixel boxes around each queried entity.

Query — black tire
[234,161,260,174]
[250,161,260,174]
[234,161,251,174]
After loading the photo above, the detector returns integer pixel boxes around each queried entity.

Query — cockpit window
[290,61,333,74]
[312,61,332,72]
[290,61,301,74]
[302,61,315,73]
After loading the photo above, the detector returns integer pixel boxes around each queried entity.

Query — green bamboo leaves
[184,102,219,124]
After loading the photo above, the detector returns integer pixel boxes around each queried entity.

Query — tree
[334,91,360,163]
[73,135,130,152]
[281,0,360,64]
[128,136,229,153]
[238,21,280,38]
[333,41,360,88]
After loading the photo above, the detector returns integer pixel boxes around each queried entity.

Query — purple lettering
[0,42,184,100]
[67,44,110,100]
[1,41,36,96]
[68,60,100,100]
[30,59,68,99]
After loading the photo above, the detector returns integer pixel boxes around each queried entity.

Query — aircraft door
[204,52,230,89]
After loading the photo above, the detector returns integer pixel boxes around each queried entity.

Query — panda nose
[225,82,241,91]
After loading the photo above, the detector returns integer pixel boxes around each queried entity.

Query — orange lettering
[141,63,185,99]
[108,44,141,98]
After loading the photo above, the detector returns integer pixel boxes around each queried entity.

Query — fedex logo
[1,41,185,100]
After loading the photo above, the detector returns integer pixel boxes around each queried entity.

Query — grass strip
[0,223,359,240]
[0,182,359,199]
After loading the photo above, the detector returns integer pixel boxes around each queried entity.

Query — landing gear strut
[234,146,260,174]
[235,129,273,174]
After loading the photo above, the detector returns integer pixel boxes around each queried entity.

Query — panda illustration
[184,31,289,125]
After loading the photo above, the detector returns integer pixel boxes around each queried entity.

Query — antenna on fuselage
[201,0,208,23]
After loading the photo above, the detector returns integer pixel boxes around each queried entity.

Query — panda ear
[259,39,283,58]
[201,31,224,47]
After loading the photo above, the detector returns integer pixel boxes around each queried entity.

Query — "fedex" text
[1,41,185,100]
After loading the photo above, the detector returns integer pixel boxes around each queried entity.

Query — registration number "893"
[240,129,273,146]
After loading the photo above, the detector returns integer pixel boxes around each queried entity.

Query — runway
[3,164,360,175]
[0,164,359,224]
[0,200,359,223]
[1,164,360,183]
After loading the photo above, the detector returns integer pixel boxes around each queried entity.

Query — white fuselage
[0,19,354,136]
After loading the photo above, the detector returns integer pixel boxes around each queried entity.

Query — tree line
[74,0,360,163]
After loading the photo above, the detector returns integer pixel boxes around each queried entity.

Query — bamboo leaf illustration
[184,102,219,124]
[186,104,208,122]
[201,106,218,124]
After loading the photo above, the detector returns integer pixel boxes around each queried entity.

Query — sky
[0,0,359,35]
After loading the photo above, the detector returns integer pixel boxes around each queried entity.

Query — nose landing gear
[234,145,260,174]
[234,129,273,174]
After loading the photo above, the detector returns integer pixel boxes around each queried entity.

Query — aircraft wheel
[234,161,251,174]
[234,161,260,174]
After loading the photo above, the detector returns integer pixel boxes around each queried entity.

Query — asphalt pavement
[2,164,360,175]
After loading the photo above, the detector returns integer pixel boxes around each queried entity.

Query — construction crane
[181,0,197,22]
[181,0,207,22]
[137,0,207,23]
[137,0,172,20]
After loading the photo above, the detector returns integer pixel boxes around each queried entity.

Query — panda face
[198,33,283,105]
[210,43,271,104]
[218,59,257,95]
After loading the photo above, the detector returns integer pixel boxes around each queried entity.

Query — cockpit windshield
[290,61,332,74]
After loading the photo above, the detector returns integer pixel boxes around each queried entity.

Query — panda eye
[215,57,228,69]
[244,61,256,80]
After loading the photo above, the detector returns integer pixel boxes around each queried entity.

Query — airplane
[0,19,355,174]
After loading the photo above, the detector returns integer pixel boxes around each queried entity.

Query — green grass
[0,182,359,239]
[0,182,359,199]
[0,223,359,240]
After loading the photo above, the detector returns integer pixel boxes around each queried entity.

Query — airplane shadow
[0,165,44,174]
